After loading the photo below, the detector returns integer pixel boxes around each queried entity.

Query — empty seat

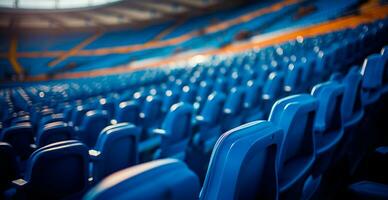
[115,100,140,124]
[262,71,285,113]
[193,92,227,153]
[84,159,200,200]
[38,113,65,130]
[153,102,193,160]
[79,110,110,148]
[303,81,345,199]
[242,79,264,122]
[36,121,74,147]
[0,122,34,160]
[269,94,317,199]
[221,87,245,131]
[200,121,283,200]
[0,142,19,192]
[361,54,385,105]
[90,123,140,182]
[13,140,89,199]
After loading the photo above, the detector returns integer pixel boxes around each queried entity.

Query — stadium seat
[262,71,285,113]
[192,91,227,153]
[269,94,317,199]
[12,140,89,199]
[0,122,34,160]
[361,54,385,106]
[90,123,140,182]
[37,113,65,130]
[115,100,141,124]
[242,79,264,122]
[200,121,283,200]
[35,121,74,147]
[0,142,19,192]
[221,86,245,131]
[84,159,200,200]
[79,110,110,148]
[303,81,345,198]
[153,102,193,160]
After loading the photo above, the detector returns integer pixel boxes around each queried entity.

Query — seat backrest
[361,54,385,105]
[311,81,344,150]
[339,67,364,124]
[98,98,115,119]
[243,79,263,109]
[197,92,227,126]
[36,121,74,147]
[84,159,200,200]
[141,95,163,126]
[25,140,89,199]
[92,123,140,182]
[200,121,283,200]
[284,63,304,94]
[0,142,19,191]
[79,110,110,148]
[223,87,245,116]
[180,85,197,104]
[268,94,317,195]
[381,46,388,85]
[162,90,179,113]
[71,105,92,127]
[159,103,193,158]
[116,101,140,124]
[38,113,65,131]
[262,72,285,100]
[0,122,34,160]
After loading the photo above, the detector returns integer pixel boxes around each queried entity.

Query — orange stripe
[9,36,24,75]
[48,32,102,67]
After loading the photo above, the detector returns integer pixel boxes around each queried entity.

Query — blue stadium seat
[262,71,285,113]
[90,123,140,182]
[200,121,283,200]
[36,121,74,147]
[0,142,19,192]
[37,113,65,130]
[242,79,264,122]
[79,110,110,148]
[269,94,317,199]
[70,105,93,127]
[361,54,385,105]
[0,122,34,160]
[153,102,193,160]
[162,90,179,114]
[303,81,345,198]
[193,91,227,153]
[12,140,89,199]
[380,46,388,94]
[180,85,197,104]
[222,86,245,131]
[115,100,140,124]
[84,159,200,200]
[11,115,31,126]
[331,67,364,164]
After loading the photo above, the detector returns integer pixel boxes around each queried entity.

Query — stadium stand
[1,0,388,199]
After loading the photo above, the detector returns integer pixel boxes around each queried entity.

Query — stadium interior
[0,0,388,199]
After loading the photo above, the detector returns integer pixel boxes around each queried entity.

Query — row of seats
[84,45,388,200]
[0,18,387,199]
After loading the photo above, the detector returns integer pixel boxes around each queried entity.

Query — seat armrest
[89,150,101,161]
[195,115,211,126]
[348,181,388,199]
[151,128,167,136]
[12,179,28,189]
